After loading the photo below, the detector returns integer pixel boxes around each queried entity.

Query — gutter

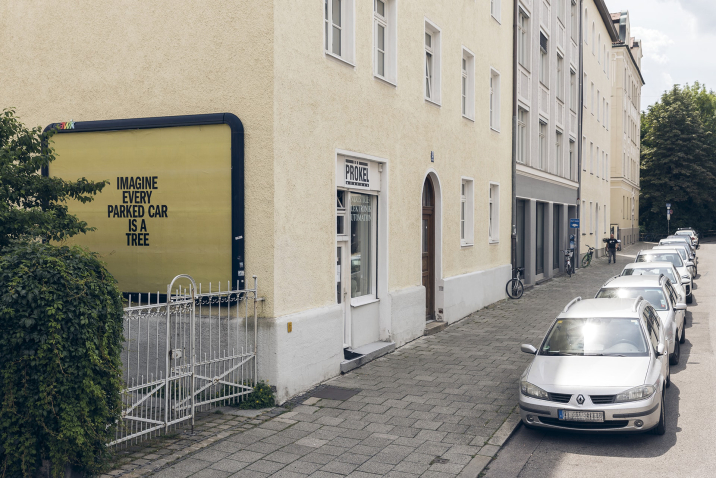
[511,0,519,278]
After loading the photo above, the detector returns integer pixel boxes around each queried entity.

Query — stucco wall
[0,0,277,314]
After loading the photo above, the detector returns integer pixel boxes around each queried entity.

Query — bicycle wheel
[581,254,591,268]
[506,279,524,299]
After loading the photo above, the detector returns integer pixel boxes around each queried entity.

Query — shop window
[350,193,376,299]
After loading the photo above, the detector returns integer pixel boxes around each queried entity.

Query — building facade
[1,0,514,401]
[610,11,644,245]
[579,0,618,259]
[514,0,582,284]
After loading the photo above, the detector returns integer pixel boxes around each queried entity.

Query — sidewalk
[116,246,639,478]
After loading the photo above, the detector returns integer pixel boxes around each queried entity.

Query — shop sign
[336,156,381,191]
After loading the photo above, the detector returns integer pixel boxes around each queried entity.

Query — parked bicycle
[562,249,575,277]
[582,245,596,268]
[506,267,525,299]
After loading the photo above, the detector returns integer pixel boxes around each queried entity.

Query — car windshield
[637,252,683,267]
[540,317,648,356]
[596,287,669,311]
[657,247,687,260]
[623,267,678,284]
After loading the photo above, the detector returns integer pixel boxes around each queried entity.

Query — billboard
[47,114,245,293]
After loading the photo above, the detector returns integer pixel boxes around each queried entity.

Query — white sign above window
[337,156,381,191]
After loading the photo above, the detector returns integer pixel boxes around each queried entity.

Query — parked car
[620,262,687,304]
[652,245,696,277]
[661,237,696,260]
[596,275,686,365]
[635,249,693,303]
[675,228,699,248]
[519,297,669,434]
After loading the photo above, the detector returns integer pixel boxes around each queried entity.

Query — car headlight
[520,381,549,400]
[681,274,690,279]
[614,384,656,403]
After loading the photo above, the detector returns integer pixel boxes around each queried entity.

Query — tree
[0,108,107,249]
[640,85,716,233]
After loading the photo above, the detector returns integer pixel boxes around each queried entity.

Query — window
[489,183,500,242]
[557,0,565,25]
[569,139,575,180]
[373,0,396,83]
[582,136,587,171]
[584,8,588,43]
[350,193,376,298]
[490,69,501,130]
[591,22,595,54]
[539,120,547,170]
[598,34,601,63]
[462,49,475,119]
[556,131,563,176]
[491,0,501,22]
[606,102,609,130]
[337,190,347,235]
[605,153,609,180]
[571,1,577,41]
[518,9,530,69]
[570,69,577,111]
[556,54,564,100]
[603,45,607,73]
[602,97,606,126]
[517,107,528,164]
[539,32,549,86]
[581,200,586,235]
[596,90,600,121]
[461,179,474,245]
[590,82,594,111]
[596,146,600,177]
[325,0,355,64]
[589,202,593,234]
[590,142,594,174]
[425,21,441,104]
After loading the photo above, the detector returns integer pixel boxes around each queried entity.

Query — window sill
[462,114,475,122]
[325,51,355,68]
[350,296,379,308]
[490,126,501,133]
[425,97,442,107]
[489,239,500,244]
[374,74,397,87]
[491,14,501,24]
[461,242,474,248]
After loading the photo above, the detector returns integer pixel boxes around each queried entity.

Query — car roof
[638,248,680,254]
[601,275,664,288]
[558,298,644,319]
[653,245,687,251]
[624,261,675,270]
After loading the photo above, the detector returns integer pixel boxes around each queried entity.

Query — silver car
[635,249,693,303]
[652,245,696,277]
[660,237,696,259]
[620,262,687,304]
[519,298,669,434]
[596,275,686,365]
[675,228,699,248]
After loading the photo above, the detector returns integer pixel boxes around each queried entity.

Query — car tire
[687,294,693,304]
[665,361,671,388]
[669,339,680,366]
[651,392,666,436]
[680,325,686,344]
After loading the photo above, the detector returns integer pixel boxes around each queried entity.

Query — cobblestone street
[117,247,639,478]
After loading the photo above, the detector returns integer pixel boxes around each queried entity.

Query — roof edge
[595,0,620,42]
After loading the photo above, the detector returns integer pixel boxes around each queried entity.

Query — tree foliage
[640,85,716,232]
[0,241,124,477]
[0,108,107,249]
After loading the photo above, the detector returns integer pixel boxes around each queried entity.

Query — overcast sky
[604,0,716,110]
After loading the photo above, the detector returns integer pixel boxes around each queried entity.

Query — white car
[519,298,669,434]
[675,228,699,248]
[652,245,696,277]
[620,262,687,305]
[635,249,693,303]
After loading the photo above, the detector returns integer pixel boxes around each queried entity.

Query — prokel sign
[336,155,381,192]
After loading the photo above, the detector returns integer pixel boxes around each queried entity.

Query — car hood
[528,356,650,388]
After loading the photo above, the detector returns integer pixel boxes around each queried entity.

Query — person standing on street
[607,234,618,264]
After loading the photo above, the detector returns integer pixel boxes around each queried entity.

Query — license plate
[559,410,604,422]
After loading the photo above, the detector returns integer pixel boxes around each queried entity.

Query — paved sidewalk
[141,247,638,478]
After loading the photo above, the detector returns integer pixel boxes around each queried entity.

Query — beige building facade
[1,0,513,401]
[610,11,644,245]
[579,0,618,258]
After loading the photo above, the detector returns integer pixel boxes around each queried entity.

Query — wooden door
[422,178,435,321]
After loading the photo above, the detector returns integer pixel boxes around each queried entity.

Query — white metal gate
[111,275,259,447]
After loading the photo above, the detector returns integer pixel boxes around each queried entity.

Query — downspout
[511,0,519,278]
[576,0,584,269]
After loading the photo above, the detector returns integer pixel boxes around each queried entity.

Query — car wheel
[665,361,671,388]
[687,294,693,304]
[651,392,666,436]
[669,339,680,366]
[680,325,686,344]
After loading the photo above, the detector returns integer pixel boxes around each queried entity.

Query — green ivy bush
[0,241,124,477]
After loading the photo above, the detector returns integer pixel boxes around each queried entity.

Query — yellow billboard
[49,114,245,293]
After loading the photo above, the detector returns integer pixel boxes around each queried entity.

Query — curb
[457,408,522,478]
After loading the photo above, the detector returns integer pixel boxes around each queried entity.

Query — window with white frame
[596,146,600,177]
[425,20,441,104]
[489,183,500,242]
[325,0,355,64]
[557,54,564,100]
[569,139,575,180]
[602,97,606,126]
[490,69,501,130]
[603,45,607,72]
[571,0,577,41]
[555,130,563,176]
[591,82,594,111]
[557,0,565,24]
[584,8,588,43]
[518,9,530,69]
[605,153,609,180]
[491,0,501,22]
[591,22,595,54]
[517,107,528,164]
[570,69,577,111]
[539,32,549,86]
[461,178,474,245]
[539,120,547,170]
[596,90,600,122]
[462,49,475,119]
[582,200,586,235]
[606,102,609,130]
[582,137,587,171]
[373,0,396,83]
[598,34,601,63]
[590,142,594,173]
[349,192,377,298]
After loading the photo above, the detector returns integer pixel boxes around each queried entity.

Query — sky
[604,0,716,110]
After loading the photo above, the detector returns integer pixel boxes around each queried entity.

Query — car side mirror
[657,343,665,356]
[675,302,687,310]
[521,344,537,354]
[686,261,694,267]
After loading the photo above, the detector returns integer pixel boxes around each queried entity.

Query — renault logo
[576,394,585,405]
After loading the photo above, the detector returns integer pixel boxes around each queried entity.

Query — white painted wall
[442,264,511,324]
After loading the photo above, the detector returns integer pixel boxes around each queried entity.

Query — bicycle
[506,267,525,299]
[562,249,575,277]
[582,245,595,268]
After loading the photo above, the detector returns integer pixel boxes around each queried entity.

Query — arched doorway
[422,177,436,321]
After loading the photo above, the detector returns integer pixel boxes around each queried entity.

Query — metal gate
[110,275,259,447]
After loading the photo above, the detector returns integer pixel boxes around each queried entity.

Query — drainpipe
[576,0,584,269]
[511,0,519,279]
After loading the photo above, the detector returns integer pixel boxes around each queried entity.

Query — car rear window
[596,287,669,311]
[637,253,683,267]
[622,267,678,284]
